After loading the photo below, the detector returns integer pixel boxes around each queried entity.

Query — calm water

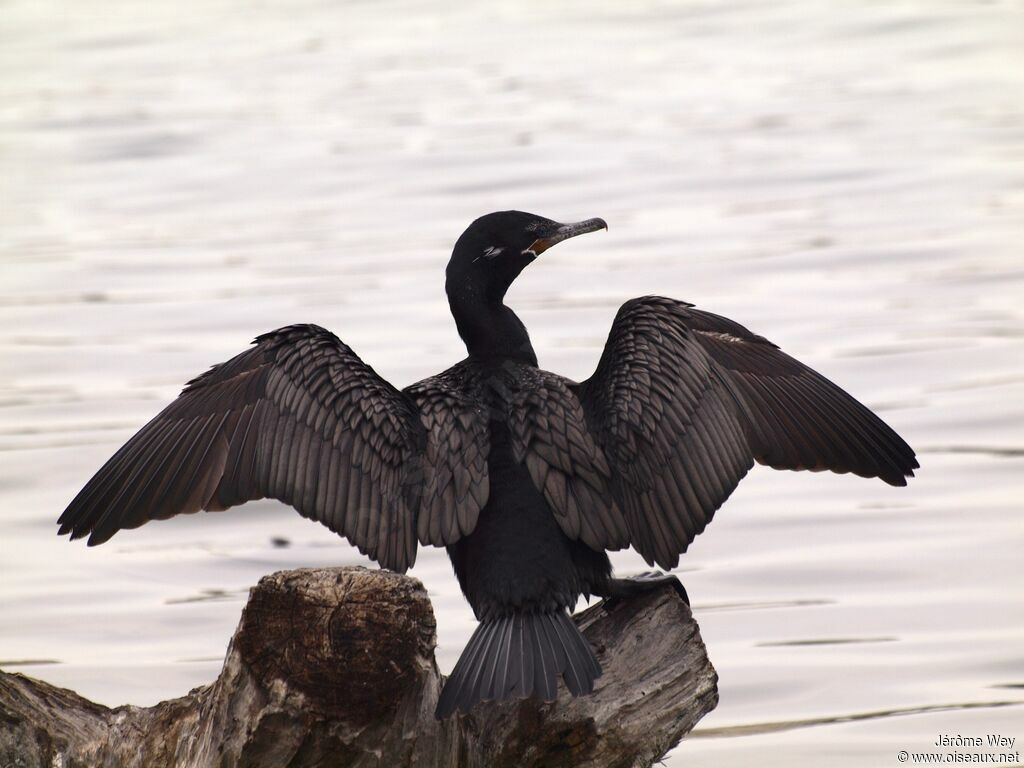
[1,1,1022,765]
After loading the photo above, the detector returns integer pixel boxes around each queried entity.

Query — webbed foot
[596,572,689,608]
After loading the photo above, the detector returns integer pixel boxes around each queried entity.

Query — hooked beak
[527,217,608,256]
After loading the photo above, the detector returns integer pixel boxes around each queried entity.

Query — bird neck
[447,285,537,365]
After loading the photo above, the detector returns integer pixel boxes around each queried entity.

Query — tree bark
[0,567,718,768]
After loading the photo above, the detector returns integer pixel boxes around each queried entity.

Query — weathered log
[0,567,718,768]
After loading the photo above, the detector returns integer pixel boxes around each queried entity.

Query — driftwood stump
[0,567,718,768]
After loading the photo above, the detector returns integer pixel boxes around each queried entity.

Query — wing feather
[405,365,490,549]
[504,367,628,553]
[58,325,492,572]
[567,296,916,569]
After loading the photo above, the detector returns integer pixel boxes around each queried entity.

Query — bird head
[446,211,607,303]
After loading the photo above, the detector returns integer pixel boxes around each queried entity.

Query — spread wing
[57,325,489,572]
[567,296,918,569]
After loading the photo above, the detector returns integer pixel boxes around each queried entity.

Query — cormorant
[57,211,918,718]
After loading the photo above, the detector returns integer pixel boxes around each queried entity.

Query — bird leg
[595,572,689,608]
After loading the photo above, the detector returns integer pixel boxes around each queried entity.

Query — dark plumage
[58,210,918,718]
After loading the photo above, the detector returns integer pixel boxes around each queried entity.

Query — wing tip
[86,529,113,546]
[56,504,119,545]
[882,462,917,487]
[57,509,89,541]
[878,445,919,486]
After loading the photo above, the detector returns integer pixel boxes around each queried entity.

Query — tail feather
[444,619,497,714]
[467,618,504,704]
[531,617,554,701]
[482,615,514,701]
[546,609,593,695]
[435,610,601,718]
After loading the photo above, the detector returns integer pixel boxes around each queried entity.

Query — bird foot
[598,572,689,608]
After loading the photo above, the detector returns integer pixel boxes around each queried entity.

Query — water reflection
[692,701,1023,739]
[164,588,248,605]
[756,637,898,647]
[1,0,1022,766]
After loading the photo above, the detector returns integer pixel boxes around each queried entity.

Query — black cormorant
[57,211,918,718]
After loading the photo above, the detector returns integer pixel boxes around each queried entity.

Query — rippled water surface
[2,1,1022,765]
